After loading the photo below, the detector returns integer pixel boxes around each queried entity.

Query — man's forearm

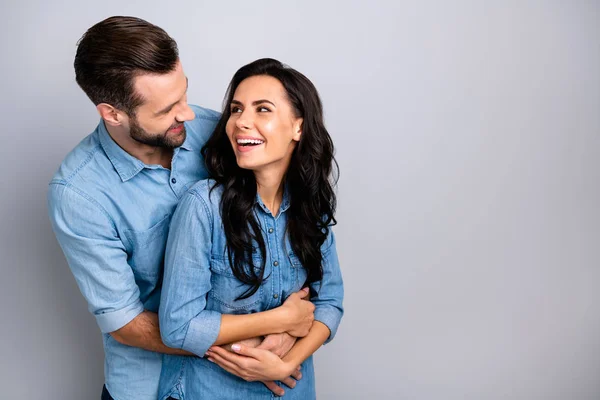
[110,311,193,355]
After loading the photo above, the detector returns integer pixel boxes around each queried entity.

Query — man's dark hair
[74,16,179,115]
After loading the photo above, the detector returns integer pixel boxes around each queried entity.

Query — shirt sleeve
[311,230,344,344]
[158,189,222,357]
[47,182,144,333]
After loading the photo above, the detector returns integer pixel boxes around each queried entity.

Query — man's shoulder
[189,104,221,121]
[48,126,120,206]
[49,128,109,185]
[184,105,221,149]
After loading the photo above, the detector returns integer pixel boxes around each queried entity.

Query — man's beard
[129,115,186,149]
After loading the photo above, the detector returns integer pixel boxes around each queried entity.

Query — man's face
[125,60,195,149]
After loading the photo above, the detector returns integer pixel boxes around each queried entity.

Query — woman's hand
[206,343,298,383]
[279,287,315,337]
[214,336,301,396]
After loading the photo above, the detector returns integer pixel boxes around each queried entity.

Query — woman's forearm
[213,289,314,346]
[213,308,288,345]
[282,321,331,368]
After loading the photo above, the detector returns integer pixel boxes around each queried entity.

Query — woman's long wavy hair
[202,58,338,300]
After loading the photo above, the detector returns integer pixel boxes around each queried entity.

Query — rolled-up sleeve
[311,230,344,344]
[159,190,222,357]
[47,182,143,333]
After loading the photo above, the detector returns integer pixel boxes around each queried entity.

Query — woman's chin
[235,159,259,171]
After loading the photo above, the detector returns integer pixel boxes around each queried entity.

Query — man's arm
[110,311,191,355]
[48,182,184,354]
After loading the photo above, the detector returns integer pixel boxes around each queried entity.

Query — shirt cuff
[95,301,144,333]
[315,306,343,344]
[181,310,222,356]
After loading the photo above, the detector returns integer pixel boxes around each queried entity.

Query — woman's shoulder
[186,179,224,209]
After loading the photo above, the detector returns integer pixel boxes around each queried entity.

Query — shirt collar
[255,184,291,215]
[98,120,193,182]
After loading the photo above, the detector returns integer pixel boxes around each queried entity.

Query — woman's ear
[292,118,303,142]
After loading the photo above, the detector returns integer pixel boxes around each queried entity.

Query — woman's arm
[206,230,344,381]
[159,189,314,357]
[215,289,313,345]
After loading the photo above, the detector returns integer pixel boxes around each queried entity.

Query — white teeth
[237,138,264,145]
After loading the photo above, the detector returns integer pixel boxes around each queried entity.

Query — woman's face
[226,75,303,173]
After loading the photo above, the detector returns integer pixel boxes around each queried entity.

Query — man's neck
[105,123,173,169]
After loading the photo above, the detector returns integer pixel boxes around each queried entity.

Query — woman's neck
[254,166,286,216]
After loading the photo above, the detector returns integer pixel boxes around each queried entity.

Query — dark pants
[101,386,113,400]
[102,385,177,400]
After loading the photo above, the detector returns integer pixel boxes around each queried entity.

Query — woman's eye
[258,106,270,112]
[231,106,242,113]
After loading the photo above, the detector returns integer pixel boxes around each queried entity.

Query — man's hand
[206,344,301,396]
[258,332,297,358]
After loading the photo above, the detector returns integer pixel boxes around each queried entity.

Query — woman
[158,58,344,399]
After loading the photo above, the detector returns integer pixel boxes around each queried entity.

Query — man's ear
[97,103,125,127]
[292,118,303,142]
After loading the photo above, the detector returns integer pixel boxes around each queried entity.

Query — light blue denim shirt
[158,179,344,400]
[47,105,219,400]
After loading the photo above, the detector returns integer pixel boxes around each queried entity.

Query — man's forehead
[134,62,186,109]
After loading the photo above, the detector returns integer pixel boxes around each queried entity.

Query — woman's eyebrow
[231,99,276,107]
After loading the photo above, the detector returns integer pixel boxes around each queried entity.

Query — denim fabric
[158,180,344,399]
[47,105,219,400]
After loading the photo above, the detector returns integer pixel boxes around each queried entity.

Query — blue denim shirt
[158,180,344,400]
[47,105,220,400]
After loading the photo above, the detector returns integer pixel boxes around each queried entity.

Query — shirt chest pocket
[123,214,172,280]
[289,251,308,290]
[208,257,265,314]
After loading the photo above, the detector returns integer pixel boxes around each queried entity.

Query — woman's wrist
[265,307,289,334]
[277,359,298,380]
[281,350,302,370]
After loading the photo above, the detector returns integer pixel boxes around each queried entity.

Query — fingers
[297,287,310,299]
[210,343,262,361]
[280,376,297,389]
[230,343,264,359]
[208,346,251,368]
[256,334,278,351]
[206,351,245,379]
[291,368,303,381]
[262,381,285,397]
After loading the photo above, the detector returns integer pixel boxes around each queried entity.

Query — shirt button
[171,178,177,184]
[268,228,274,233]
[273,261,279,267]
[273,294,279,299]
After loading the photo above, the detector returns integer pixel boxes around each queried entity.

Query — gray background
[1,1,599,399]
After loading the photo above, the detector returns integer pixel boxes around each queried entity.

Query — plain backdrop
[1,1,599,399]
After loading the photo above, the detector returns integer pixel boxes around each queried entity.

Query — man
[48,16,304,400]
